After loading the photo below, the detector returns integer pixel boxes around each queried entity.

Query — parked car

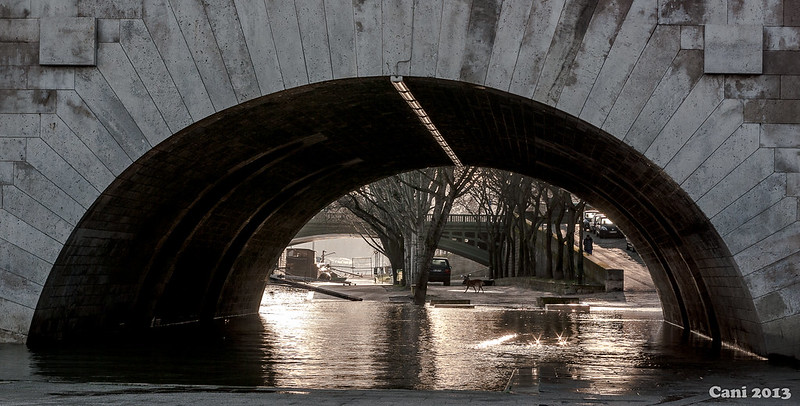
[596,217,621,238]
[590,213,607,234]
[583,209,600,231]
[428,257,452,285]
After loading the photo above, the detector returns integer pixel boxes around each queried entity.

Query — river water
[1,285,796,399]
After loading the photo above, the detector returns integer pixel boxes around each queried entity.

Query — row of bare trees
[336,166,585,304]
[466,169,585,282]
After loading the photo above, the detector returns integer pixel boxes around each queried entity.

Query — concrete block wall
[0,0,797,359]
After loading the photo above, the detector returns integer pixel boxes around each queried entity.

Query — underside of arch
[28,77,764,355]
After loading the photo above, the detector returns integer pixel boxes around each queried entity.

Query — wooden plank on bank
[269,276,363,301]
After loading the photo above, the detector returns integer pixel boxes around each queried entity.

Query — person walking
[583,235,593,255]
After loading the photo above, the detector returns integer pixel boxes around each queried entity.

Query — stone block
[0,66,26,89]
[776,148,800,172]
[789,173,800,196]
[762,124,800,147]
[39,17,96,66]
[0,138,25,160]
[704,24,762,74]
[724,75,780,99]
[727,0,782,25]
[0,1,32,18]
[658,0,726,25]
[781,75,800,99]
[97,18,119,43]
[29,1,78,18]
[0,19,38,41]
[787,0,800,26]
[764,27,800,50]
[25,66,74,89]
[680,25,703,49]
[0,113,38,137]
[0,42,38,65]
[745,99,800,123]
[764,51,800,74]
[0,90,55,113]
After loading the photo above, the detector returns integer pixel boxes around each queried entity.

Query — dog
[462,275,484,293]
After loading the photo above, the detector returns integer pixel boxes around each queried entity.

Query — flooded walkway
[1,281,797,404]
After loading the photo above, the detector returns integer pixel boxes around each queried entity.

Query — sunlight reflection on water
[7,285,780,394]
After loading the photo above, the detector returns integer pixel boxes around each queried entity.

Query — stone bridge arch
[0,1,797,360]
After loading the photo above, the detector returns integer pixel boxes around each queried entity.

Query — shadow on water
[7,287,795,395]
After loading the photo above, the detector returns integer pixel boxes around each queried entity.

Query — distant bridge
[292,212,491,266]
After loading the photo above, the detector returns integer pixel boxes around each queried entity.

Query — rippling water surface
[1,286,790,395]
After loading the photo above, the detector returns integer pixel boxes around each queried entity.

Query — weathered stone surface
[55,90,132,175]
[781,75,800,99]
[0,137,24,160]
[735,222,800,276]
[788,173,800,196]
[26,137,98,209]
[74,69,150,160]
[0,90,55,113]
[0,209,61,264]
[745,99,800,123]
[508,0,564,97]
[0,65,25,88]
[486,0,533,91]
[25,66,74,89]
[142,0,215,121]
[0,1,32,18]
[776,148,800,172]
[77,0,142,18]
[0,239,51,286]
[724,75,781,99]
[764,27,800,50]
[459,0,501,85]
[352,0,383,77]
[1,185,74,243]
[232,0,282,92]
[0,18,38,41]
[97,18,119,43]
[294,0,335,84]
[0,42,37,65]
[39,17,96,66]
[39,113,114,193]
[0,113,38,137]
[408,0,441,78]
[698,147,774,218]
[580,0,657,127]
[557,0,634,117]
[787,0,800,26]
[171,1,236,111]
[96,43,170,146]
[602,24,681,138]
[762,124,800,147]
[712,173,787,237]
[727,0,782,25]
[764,50,800,74]
[657,0,726,25]
[13,162,84,226]
[663,99,742,183]
[0,297,33,342]
[119,19,192,134]
[680,25,703,49]
[724,198,797,254]
[624,50,704,152]
[645,75,724,167]
[704,24,762,74]
[533,0,598,104]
